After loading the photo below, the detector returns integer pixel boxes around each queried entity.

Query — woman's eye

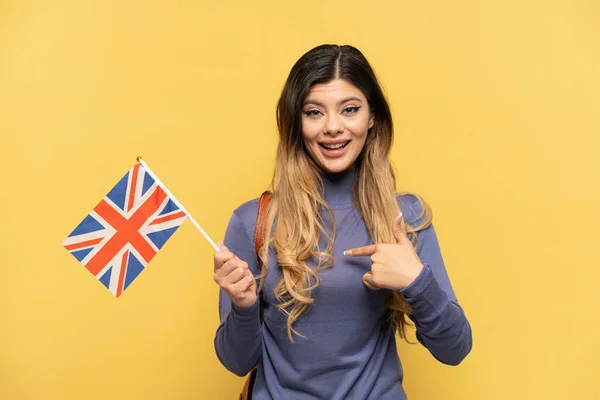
[343,106,361,114]
[304,109,322,118]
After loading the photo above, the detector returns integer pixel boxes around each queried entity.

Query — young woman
[213,44,472,400]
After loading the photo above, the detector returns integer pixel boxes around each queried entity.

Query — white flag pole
[136,156,220,252]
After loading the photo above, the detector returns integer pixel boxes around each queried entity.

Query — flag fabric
[62,162,188,297]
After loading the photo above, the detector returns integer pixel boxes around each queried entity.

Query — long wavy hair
[257,44,432,342]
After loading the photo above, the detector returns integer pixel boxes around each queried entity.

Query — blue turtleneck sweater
[214,169,472,399]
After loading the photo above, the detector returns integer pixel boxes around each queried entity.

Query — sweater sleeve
[398,200,473,366]
[213,210,263,376]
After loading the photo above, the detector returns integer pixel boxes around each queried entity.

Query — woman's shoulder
[221,197,261,250]
[230,197,261,226]
[228,192,274,238]
[222,197,264,263]
[396,191,433,229]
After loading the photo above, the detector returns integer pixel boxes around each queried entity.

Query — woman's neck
[321,166,355,208]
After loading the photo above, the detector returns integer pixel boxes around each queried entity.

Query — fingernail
[343,250,350,256]
[398,212,403,218]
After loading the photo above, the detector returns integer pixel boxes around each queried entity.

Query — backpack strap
[254,191,272,265]
[254,190,271,325]
[241,191,271,400]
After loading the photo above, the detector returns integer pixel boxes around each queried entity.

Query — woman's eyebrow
[303,97,364,107]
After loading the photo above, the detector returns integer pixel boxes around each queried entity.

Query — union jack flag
[62,162,187,297]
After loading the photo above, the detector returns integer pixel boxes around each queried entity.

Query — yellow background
[1,1,599,399]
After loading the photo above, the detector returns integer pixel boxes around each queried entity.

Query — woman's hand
[344,214,423,291]
[213,243,257,308]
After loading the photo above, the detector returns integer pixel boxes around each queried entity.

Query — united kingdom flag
[62,162,188,297]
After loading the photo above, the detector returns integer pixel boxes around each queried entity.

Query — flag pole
[136,156,220,252]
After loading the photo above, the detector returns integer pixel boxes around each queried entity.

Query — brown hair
[258,44,432,341]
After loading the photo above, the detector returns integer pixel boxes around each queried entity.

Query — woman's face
[301,79,374,174]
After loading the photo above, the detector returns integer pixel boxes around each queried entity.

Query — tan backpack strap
[254,191,272,266]
[240,191,271,400]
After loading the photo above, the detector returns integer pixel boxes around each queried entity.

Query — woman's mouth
[319,141,350,150]
[318,140,351,158]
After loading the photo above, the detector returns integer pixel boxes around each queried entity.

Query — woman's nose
[324,114,343,135]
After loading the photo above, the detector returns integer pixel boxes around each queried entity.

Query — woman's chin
[317,158,355,174]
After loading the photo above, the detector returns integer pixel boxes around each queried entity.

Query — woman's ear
[368,112,375,129]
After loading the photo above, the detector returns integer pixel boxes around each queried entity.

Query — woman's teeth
[320,141,349,150]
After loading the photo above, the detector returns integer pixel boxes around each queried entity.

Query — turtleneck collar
[321,166,355,209]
